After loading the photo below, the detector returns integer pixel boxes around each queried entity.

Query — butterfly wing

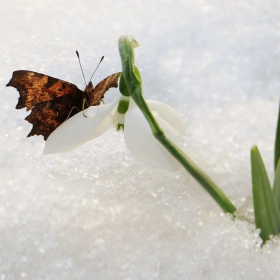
[7,70,86,140]
[90,72,121,105]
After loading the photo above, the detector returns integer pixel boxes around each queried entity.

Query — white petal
[124,99,181,172]
[43,102,118,154]
[146,100,186,135]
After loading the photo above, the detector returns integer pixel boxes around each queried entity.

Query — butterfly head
[84,81,94,97]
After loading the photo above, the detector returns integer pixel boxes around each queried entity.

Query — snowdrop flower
[44,90,186,172]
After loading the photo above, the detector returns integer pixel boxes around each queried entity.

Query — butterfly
[6,52,121,140]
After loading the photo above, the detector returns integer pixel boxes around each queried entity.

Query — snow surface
[1,0,280,279]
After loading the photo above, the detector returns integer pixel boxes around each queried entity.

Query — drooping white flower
[44,94,186,172]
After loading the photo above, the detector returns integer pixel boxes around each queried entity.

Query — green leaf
[273,158,280,213]
[251,145,280,243]
[274,101,280,170]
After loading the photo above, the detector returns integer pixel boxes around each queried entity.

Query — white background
[1,0,280,279]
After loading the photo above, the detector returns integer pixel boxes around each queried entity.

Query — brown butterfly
[6,52,121,140]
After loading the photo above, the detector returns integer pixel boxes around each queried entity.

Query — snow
[1,0,280,279]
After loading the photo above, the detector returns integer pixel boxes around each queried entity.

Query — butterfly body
[6,70,121,140]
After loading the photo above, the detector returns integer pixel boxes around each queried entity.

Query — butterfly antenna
[89,56,104,82]
[76,50,87,87]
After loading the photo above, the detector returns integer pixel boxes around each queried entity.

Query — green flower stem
[119,35,236,214]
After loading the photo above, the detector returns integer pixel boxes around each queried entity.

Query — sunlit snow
[1,0,280,279]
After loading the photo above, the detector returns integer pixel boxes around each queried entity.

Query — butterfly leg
[63,106,81,123]
[82,98,88,118]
